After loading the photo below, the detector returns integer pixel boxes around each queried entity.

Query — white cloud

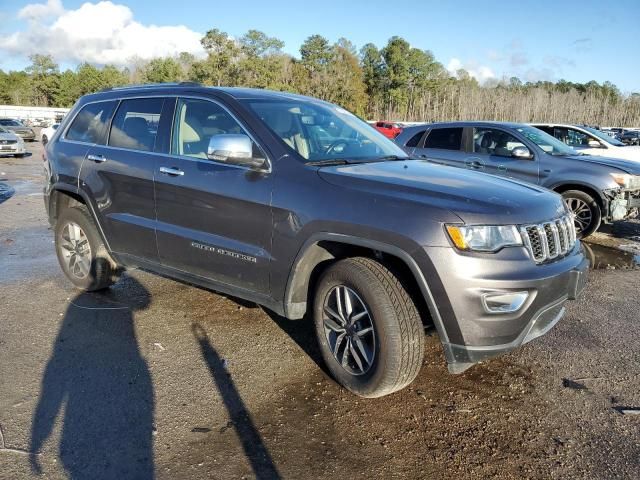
[447,57,495,83]
[18,0,64,21]
[1,1,205,66]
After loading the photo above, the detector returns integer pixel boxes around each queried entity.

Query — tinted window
[109,98,163,152]
[66,101,117,144]
[406,130,426,147]
[473,128,526,157]
[424,128,463,150]
[553,127,593,147]
[171,98,257,159]
[0,119,23,126]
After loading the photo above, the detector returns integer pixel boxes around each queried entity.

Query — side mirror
[511,146,533,159]
[207,134,267,170]
[587,140,601,148]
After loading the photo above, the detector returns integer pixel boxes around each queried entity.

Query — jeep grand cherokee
[44,84,589,397]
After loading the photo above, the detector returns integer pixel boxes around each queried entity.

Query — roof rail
[99,81,203,93]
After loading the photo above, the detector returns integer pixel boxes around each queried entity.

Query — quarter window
[65,101,117,144]
[109,98,164,152]
[473,128,526,157]
[424,127,463,150]
[171,98,252,159]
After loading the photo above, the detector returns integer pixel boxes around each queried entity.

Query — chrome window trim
[59,93,272,174]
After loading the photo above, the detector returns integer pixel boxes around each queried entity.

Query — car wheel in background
[55,206,121,291]
[42,135,48,145]
[313,257,424,398]
[561,190,601,238]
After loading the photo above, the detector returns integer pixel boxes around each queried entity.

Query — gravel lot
[0,138,638,480]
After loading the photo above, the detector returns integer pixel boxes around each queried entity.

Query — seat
[122,117,153,151]
[477,132,494,154]
[264,110,309,159]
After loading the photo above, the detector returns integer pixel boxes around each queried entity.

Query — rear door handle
[87,154,106,163]
[159,166,185,176]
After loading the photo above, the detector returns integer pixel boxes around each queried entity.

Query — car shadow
[30,276,155,479]
[191,322,281,480]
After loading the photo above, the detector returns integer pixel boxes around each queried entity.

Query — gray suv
[44,84,588,397]
[396,121,640,237]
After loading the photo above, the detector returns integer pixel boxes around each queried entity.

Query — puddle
[583,242,640,270]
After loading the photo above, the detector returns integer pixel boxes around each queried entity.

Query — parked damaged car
[396,121,640,237]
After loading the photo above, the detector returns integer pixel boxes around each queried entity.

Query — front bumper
[0,144,26,156]
[419,243,589,373]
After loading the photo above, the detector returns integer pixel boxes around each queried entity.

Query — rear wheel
[561,190,601,238]
[55,206,120,291]
[313,257,424,398]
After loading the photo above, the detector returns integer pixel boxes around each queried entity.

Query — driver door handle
[87,154,106,163]
[159,166,185,176]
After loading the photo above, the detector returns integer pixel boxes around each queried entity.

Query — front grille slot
[521,215,576,264]
[0,139,17,145]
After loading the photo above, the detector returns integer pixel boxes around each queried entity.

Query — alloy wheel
[322,285,376,376]
[564,197,592,234]
[59,221,92,279]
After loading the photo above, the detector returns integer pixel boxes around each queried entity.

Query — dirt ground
[0,137,638,479]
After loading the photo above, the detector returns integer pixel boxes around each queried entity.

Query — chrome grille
[521,215,576,264]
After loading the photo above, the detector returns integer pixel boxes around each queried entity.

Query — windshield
[240,99,408,163]
[583,126,625,146]
[0,119,24,127]
[0,126,8,133]
[513,126,578,156]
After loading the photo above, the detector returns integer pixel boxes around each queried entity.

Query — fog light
[481,291,529,314]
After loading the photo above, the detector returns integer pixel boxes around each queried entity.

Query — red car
[373,121,403,139]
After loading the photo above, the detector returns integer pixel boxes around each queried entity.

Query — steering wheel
[325,139,358,155]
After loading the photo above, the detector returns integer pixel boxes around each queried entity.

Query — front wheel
[313,257,424,398]
[55,206,121,291]
[561,190,601,238]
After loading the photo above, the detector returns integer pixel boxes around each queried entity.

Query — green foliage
[0,29,637,126]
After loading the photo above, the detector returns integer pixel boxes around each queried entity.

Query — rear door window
[109,98,164,152]
[424,127,463,150]
[65,101,117,144]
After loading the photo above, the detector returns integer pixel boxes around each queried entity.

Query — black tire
[14,153,25,158]
[41,135,48,145]
[313,257,424,398]
[55,206,120,291]
[561,190,601,238]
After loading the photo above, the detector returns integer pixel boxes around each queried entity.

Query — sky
[0,0,638,93]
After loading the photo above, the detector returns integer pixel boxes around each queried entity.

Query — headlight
[445,224,523,252]
[610,173,640,189]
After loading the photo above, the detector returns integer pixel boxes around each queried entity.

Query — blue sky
[1,0,638,93]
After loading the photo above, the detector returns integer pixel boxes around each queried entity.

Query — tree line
[1,29,638,126]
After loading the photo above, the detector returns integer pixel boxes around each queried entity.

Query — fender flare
[282,232,450,346]
[49,183,113,252]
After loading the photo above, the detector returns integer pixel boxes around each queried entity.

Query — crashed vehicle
[396,121,640,237]
[44,84,588,397]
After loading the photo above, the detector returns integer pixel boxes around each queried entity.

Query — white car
[40,123,60,145]
[0,126,26,157]
[531,123,640,162]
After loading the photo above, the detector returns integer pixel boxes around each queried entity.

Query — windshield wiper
[375,155,408,161]
[306,159,351,166]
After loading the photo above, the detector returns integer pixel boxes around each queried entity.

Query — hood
[594,146,640,163]
[318,160,567,225]
[0,132,18,141]
[566,153,640,172]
